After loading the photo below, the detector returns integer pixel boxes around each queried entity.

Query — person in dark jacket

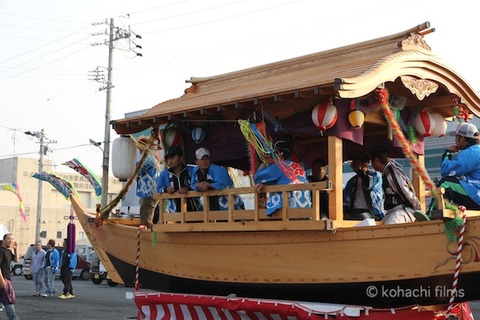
[156,146,202,212]
[343,153,384,220]
[0,233,20,320]
[58,239,77,299]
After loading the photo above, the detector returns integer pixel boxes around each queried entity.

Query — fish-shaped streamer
[32,172,75,199]
[63,158,102,196]
[0,183,26,222]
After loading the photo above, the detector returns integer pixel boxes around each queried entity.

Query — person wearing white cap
[191,147,244,210]
[439,122,480,209]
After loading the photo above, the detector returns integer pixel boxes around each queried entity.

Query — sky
[1,0,479,177]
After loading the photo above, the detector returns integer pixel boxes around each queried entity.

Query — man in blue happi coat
[156,146,202,212]
[440,122,480,209]
[191,147,244,210]
[253,141,311,216]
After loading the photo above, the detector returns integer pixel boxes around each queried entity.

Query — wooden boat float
[72,22,480,308]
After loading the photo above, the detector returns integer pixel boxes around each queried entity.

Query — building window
[57,231,62,239]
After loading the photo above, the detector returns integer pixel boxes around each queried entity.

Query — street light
[89,139,102,148]
[89,138,107,207]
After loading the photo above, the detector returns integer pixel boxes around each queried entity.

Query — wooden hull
[71,195,480,307]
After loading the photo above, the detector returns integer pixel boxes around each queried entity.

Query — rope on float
[135,225,146,292]
[446,205,467,316]
[376,88,436,192]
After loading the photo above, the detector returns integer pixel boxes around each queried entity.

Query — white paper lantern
[112,136,137,181]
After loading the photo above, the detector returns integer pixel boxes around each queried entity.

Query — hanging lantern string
[376,88,436,192]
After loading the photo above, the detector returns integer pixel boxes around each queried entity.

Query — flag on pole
[63,158,102,196]
[0,183,26,222]
[32,172,75,199]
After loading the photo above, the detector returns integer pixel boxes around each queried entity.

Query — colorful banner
[0,183,26,222]
[32,172,75,199]
[63,158,102,196]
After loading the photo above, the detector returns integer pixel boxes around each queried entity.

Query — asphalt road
[8,275,139,320]
[6,275,480,319]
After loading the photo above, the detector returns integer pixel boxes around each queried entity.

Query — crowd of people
[0,235,77,320]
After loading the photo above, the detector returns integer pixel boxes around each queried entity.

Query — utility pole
[25,129,56,241]
[101,18,114,208]
[90,18,142,208]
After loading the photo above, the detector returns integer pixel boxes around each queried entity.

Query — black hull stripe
[108,254,480,308]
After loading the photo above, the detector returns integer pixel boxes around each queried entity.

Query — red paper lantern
[414,110,436,137]
[431,112,447,137]
[311,100,338,133]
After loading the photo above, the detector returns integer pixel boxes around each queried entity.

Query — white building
[0,157,122,256]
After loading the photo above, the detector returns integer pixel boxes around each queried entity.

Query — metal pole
[101,18,114,208]
[35,129,45,240]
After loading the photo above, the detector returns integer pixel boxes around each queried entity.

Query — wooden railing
[152,181,339,232]
[147,182,480,233]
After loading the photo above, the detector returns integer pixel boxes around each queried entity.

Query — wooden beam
[328,136,343,221]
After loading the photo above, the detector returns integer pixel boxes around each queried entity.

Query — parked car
[11,260,23,276]
[90,251,117,286]
[22,244,90,280]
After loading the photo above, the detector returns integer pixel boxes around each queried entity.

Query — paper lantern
[161,127,182,149]
[311,100,338,133]
[192,127,206,144]
[414,110,436,137]
[431,112,447,137]
[348,109,365,128]
[111,136,137,181]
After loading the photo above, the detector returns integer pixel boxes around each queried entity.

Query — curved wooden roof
[113,21,480,134]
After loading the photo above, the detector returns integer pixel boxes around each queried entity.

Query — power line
[0,45,91,82]
[131,0,243,26]
[140,0,304,34]
[0,25,92,65]
[0,12,90,24]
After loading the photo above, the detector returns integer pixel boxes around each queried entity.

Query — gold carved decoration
[401,33,432,51]
[401,76,438,100]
